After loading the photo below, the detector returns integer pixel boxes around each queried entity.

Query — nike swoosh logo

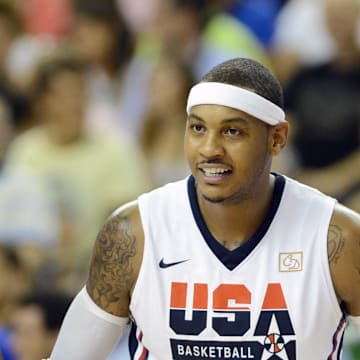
[159,258,189,269]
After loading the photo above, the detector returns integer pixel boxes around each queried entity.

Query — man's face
[44,70,85,120]
[11,305,55,360]
[155,0,197,48]
[73,16,116,65]
[41,69,86,143]
[184,104,272,204]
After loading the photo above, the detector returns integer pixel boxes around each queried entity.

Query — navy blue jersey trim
[128,322,137,358]
[187,173,286,270]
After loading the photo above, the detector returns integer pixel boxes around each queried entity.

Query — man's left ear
[270,122,289,156]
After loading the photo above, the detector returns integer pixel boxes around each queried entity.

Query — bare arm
[86,201,144,317]
[49,202,144,359]
[328,203,360,316]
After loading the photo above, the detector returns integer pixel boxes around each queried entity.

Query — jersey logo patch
[279,252,303,272]
[169,282,296,359]
[159,258,190,268]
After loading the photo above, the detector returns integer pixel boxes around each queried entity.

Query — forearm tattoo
[87,214,136,311]
[328,224,345,265]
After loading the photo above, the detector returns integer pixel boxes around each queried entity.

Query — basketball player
[49,58,360,359]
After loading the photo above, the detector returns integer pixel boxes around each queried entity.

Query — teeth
[203,168,229,175]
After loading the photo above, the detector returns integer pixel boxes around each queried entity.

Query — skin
[86,201,143,317]
[86,103,360,319]
[40,70,86,145]
[11,305,58,360]
[324,0,359,51]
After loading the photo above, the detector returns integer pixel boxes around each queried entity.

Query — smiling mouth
[198,166,233,180]
[201,168,231,176]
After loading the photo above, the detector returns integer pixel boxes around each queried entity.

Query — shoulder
[328,203,360,315]
[6,127,46,154]
[4,127,49,172]
[86,200,144,317]
[329,203,359,260]
[109,200,144,244]
[102,199,144,240]
[331,202,360,230]
[10,126,45,146]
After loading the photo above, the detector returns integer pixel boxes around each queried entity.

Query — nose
[199,132,225,159]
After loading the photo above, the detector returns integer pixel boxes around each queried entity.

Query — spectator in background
[4,56,150,292]
[70,0,272,144]
[10,291,72,360]
[271,0,334,85]
[140,52,193,187]
[156,0,271,81]
[71,0,152,141]
[0,85,59,289]
[271,0,360,85]
[284,0,360,213]
[0,245,30,360]
[0,168,60,272]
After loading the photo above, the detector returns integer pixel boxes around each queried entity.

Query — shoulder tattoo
[328,224,345,265]
[87,214,136,309]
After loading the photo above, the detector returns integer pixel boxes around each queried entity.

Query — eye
[190,124,205,134]
[224,127,241,136]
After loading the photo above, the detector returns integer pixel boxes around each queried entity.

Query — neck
[44,120,83,145]
[197,174,276,250]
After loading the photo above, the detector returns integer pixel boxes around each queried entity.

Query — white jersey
[129,174,345,360]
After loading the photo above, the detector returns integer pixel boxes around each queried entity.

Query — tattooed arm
[328,203,360,316]
[86,200,144,317]
[49,201,144,359]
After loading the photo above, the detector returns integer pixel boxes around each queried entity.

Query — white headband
[186,82,286,125]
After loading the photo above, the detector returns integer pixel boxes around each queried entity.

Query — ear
[269,122,289,156]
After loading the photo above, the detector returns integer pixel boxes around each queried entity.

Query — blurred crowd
[0,0,358,359]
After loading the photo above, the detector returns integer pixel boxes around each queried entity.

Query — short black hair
[201,57,284,109]
[20,292,73,331]
[32,57,84,98]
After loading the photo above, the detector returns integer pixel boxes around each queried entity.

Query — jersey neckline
[187,173,286,270]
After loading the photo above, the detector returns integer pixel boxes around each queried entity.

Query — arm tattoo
[328,224,345,265]
[87,214,136,310]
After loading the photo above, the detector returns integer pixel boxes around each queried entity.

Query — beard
[199,154,272,206]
